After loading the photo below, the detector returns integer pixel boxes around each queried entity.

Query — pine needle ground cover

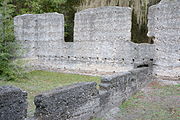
[0,70,101,117]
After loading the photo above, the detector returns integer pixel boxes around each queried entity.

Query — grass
[0,70,101,117]
[118,82,180,120]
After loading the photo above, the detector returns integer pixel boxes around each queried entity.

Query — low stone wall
[33,61,152,120]
[34,82,100,120]
[99,66,152,110]
[0,86,28,120]
[0,61,152,120]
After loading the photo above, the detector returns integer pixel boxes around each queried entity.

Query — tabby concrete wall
[33,62,152,120]
[36,7,135,72]
[14,7,153,73]
[34,82,100,120]
[148,0,180,79]
[0,62,152,120]
[0,86,27,120]
[14,13,64,58]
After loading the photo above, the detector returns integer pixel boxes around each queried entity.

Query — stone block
[0,86,27,120]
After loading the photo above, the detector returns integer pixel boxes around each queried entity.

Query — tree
[0,0,24,81]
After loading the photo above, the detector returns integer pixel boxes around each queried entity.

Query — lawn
[0,70,101,117]
[118,81,180,120]
[93,81,180,120]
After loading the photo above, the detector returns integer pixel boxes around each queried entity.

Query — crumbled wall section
[73,7,135,70]
[0,86,28,120]
[33,62,152,120]
[34,82,100,120]
[14,13,64,58]
[148,0,180,78]
[0,63,152,120]
[14,7,154,73]
[99,61,152,109]
[14,14,37,58]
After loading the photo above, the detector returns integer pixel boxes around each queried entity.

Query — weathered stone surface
[14,13,64,58]
[148,0,180,78]
[34,82,100,120]
[14,6,156,74]
[74,6,132,42]
[0,86,28,120]
[99,65,152,109]
[33,63,152,120]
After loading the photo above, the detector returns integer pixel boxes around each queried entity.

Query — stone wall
[0,86,27,120]
[14,3,179,78]
[148,0,180,79]
[74,7,131,42]
[99,61,152,110]
[0,61,152,120]
[33,62,152,120]
[14,13,64,58]
[14,7,154,73]
[34,82,100,120]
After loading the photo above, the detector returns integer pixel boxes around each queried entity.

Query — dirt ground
[102,80,180,120]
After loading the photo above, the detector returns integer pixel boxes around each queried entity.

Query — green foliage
[0,0,24,81]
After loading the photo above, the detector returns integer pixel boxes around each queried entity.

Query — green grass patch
[0,70,101,117]
[120,91,145,110]
[118,84,180,120]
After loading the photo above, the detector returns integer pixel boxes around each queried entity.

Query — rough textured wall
[14,14,37,58]
[148,0,180,78]
[14,13,64,58]
[20,7,137,72]
[0,64,152,120]
[14,7,154,73]
[70,7,135,72]
[34,82,100,120]
[0,86,27,120]
[74,6,131,42]
[73,7,133,68]
[99,61,152,109]
[33,63,152,120]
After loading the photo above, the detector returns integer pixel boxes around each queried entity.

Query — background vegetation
[0,0,24,81]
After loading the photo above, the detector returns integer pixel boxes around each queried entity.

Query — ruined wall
[72,7,135,71]
[99,61,152,109]
[0,86,27,120]
[0,62,152,120]
[14,13,64,58]
[148,0,180,79]
[14,6,154,73]
[34,82,100,120]
[74,7,131,42]
[33,63,152,120]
